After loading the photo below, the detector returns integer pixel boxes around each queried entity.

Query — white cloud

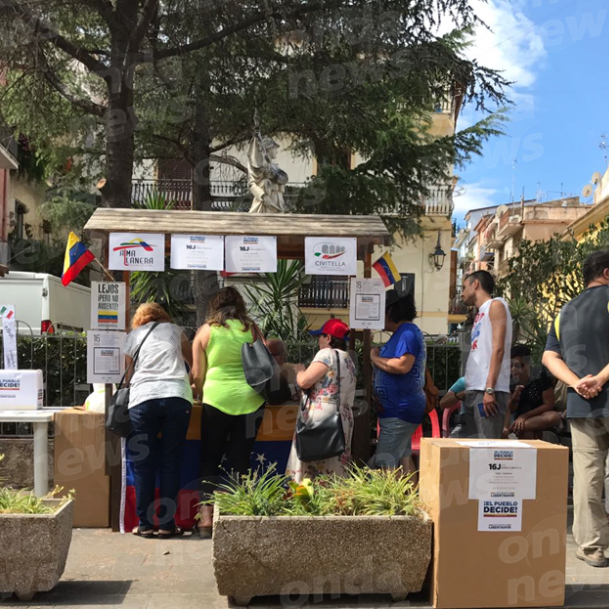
[453,182,499,213]
[465,0,547,90]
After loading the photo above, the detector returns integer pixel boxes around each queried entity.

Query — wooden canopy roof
[84,209,391,259]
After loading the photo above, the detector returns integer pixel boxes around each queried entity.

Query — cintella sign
[305,237,357,275]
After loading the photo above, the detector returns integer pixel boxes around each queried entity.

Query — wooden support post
[352,244,374,465]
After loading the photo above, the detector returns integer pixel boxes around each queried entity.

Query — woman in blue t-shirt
[369,290,426,474]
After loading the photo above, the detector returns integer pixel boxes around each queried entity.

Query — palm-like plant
[244,260,309,341]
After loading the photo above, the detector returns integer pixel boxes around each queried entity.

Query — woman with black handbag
[124,303,193,538]
[286,319,357,482]
[191,287,266,537]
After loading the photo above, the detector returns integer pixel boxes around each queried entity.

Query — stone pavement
[2,523,609,609]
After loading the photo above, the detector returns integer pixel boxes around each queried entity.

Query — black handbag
[241,325,292,406]
[106,321,159,437]
[295,350,346,462]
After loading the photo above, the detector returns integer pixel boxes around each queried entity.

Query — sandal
[132,526,155,538]
[158,526,185,538]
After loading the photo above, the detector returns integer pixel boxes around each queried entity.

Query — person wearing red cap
[286,318,357,482]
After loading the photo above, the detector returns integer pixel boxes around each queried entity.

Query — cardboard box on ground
[419,438,568,609]
[54,407,110,528]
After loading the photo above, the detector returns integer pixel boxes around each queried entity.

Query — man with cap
[370,290,426,475]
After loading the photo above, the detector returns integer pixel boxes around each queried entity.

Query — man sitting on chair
[503,344,561,439]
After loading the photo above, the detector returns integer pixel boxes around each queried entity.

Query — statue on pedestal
[247,126,289,214]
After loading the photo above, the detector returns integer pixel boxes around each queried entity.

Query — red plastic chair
[441,401,462,438]
[375,409,441,455]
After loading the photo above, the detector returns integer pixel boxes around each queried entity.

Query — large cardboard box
[420,439,568,609]
[0,370,43,410]
[54,408,110,528]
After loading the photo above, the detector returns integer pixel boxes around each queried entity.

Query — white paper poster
[91,282,126,331]
[478,497,523,532]
[109,233,165,271]
[349,278,386,330]
[305,237,357,276]
[468,446,538,500]
[225,236,277,273]
[170,234,224,271]
[87,331,126,384]
[0,305,17,370]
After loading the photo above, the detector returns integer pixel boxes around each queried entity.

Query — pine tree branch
[210,135,249,154]
[152,0,346,61]
[210,154,247,174]
[0,0,108,75]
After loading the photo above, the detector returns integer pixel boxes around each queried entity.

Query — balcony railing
[298,276,350,309]
[421,184,453,216]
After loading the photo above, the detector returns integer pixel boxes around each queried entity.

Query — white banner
[305,237,357,276]
[0,305,17,370]
[349,278,386,330]
[170,234,224,271]
[225,236,277,273]
[109,233,165,271]
[91,282,126,331]
[87,331,126,384]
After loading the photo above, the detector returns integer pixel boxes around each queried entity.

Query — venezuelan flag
[372,252,401,287]
[62,232,95,287]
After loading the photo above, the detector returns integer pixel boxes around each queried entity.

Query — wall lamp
[429,230,446,271]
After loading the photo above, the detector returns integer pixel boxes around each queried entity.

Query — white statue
[247,134,289,214]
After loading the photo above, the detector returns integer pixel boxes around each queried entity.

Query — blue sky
[452,0,609,226]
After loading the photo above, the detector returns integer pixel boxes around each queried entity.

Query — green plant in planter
[0,455,74,514]
[212,465,421,518]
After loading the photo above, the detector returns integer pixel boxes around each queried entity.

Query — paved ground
[3,520,609,609]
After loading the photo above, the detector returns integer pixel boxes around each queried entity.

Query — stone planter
[212,507,432,605]
[0,499,74,601]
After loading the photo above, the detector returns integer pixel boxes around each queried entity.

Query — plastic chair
[441,401,462,438]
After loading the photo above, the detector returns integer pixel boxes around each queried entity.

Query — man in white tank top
[462,270,513,438]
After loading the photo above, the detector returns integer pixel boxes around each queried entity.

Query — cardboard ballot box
[420,439,568,609]
[54,408,110,528]
[0,370,43,410]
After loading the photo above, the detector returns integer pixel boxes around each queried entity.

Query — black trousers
[199,403,265,500]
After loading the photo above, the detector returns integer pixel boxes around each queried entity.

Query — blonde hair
[132,302,171,329]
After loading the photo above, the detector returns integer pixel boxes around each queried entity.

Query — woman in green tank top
[192,287,265,537]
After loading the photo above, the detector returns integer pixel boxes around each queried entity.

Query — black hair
[326,335,347,351]
[465,270,495,295]
[511,343,531,359]
[387,292,417,323]
[583,250,609,286]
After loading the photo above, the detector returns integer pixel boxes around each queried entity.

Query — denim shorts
[369,417,420,469]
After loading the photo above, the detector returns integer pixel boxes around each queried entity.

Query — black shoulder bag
[295,349,346,462]
[241,324,292,406]
[106,321,159,437]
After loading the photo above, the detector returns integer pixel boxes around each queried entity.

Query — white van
[0,272,91,335]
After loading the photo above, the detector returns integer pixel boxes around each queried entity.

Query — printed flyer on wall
[91,282,126,330]
[304,237,357,276]
[87,331,126,384]
[108,233,165,271]
[349,278,386,330]
[170,234,224,271]
[225,236,277,273]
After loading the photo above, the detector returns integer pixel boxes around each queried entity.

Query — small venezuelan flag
[62,232,95,287]
[372,252,401,287]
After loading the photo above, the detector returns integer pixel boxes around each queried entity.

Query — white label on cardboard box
[458,440,534,449]
[468,447,537,500]
[0,370,43,410]
[478,497,523,532]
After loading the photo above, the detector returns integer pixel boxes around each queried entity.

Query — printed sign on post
[225,236,277,273]
[87,331,126,384]
[91,282,126,330]
[0,305,17,370]
[349,278,386,330]
[109,233,165,271]
[305,237,357,276]
[170,234,224,270]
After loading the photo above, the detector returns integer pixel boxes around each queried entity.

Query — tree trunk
[99,1,139,209]
[190,83,218,327]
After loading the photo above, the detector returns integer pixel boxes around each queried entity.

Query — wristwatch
[485,387,495,395]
